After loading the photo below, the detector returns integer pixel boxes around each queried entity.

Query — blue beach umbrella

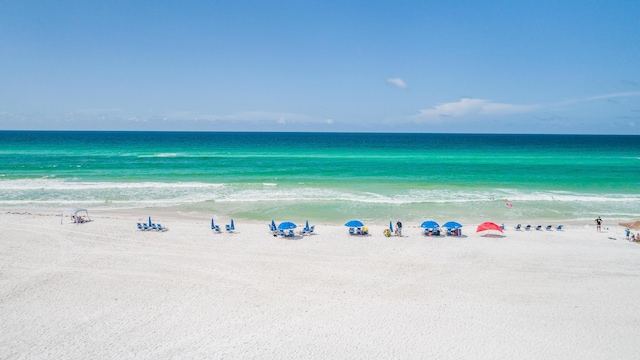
[389,221,393,231]
[305,220,309,229]
[271,219,276,230]
[345,219,364,227]
[278,221,297,230]
[148,216,152,226]
[211,218,215,228]
[420,220,439,229]
[443,221,462,229]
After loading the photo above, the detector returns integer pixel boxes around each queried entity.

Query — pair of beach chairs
[137,222,167,232]
[211,219,235,232]
[515,224,563,231]
[349,227,368,236]
[423,228,442,236]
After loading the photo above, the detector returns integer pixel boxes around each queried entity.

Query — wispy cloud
[556,91,640,105]
[412,92,640,122]
[413,98,537,121]
[387,78,408,89]
[162,111,312,124]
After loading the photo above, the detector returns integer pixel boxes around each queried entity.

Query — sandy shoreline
[1,210,639,359]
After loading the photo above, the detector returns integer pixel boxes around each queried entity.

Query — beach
[2,210,639,359]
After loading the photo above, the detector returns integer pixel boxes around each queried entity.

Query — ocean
[1,131,638,223]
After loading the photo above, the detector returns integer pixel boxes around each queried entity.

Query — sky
[1,0,639,134]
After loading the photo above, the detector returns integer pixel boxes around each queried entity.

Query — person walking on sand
[395,220,403,237]
[595,216,602,232]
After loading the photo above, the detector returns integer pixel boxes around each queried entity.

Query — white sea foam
[1,178,639,220]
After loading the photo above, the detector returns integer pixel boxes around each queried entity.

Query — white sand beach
[1,210,639,359]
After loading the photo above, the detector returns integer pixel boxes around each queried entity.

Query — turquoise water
[1,131,638,223]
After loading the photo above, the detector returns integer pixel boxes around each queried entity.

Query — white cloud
[387,78,408,89]
[557,91,640,105]
[325,118,334,125]
[414,98,537,121]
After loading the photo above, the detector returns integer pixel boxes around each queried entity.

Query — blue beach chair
[211,219,220,232]
[226,219,235,232]
[556,225,564,231]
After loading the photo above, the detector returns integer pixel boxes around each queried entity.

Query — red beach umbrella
[476,221,503,233]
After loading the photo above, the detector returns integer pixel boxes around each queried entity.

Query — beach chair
[211,219,221,232]
[142,223,150,231]
[137,223,144,231]
[535,225,542,231]
[157,224,167,232]
[349,227,355,235]
[546,225,552,231]
[515,224,522,230]
[556,225,564,231]
[226,219,235,232]
[525,225,531,231]
[151,223,158,231]
[279,229,286,237]
[288,229,294,237]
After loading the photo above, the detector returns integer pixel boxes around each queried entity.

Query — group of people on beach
[624,228,638,242]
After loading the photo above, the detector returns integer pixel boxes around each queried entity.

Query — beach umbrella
[443,221,462,229]
[476,221,503,233]
[345,219,364,227]
[306,220,309,229]
[619,221,640,229]
[389,221,393,232]
[420,220,440,229]
[211,218,215,228]
[230,219,235,228]
[148,216,152,226]
[271,219,277,229]
[278,221,297,230]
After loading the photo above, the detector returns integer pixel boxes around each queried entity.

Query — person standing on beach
[595,217,602,232]
[396,220,402,237]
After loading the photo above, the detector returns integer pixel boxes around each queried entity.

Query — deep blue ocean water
[1,131,638,223]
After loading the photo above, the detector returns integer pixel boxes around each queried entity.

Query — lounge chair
[515,224,522,230]
[536,225,542,231]
[546,225,553,231]
[211,219,221,232]
[279,229,286,237]
[143,223,150,231]
[556,225,564,231]
[226,219,235,232]
[151,223,158,231]
[349,227,355,235]
[288,229,294,237]
[137,223,144,231]
[157,224,167,232]
[525,225,531,230]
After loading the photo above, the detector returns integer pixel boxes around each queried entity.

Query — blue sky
[1,1,639,134]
